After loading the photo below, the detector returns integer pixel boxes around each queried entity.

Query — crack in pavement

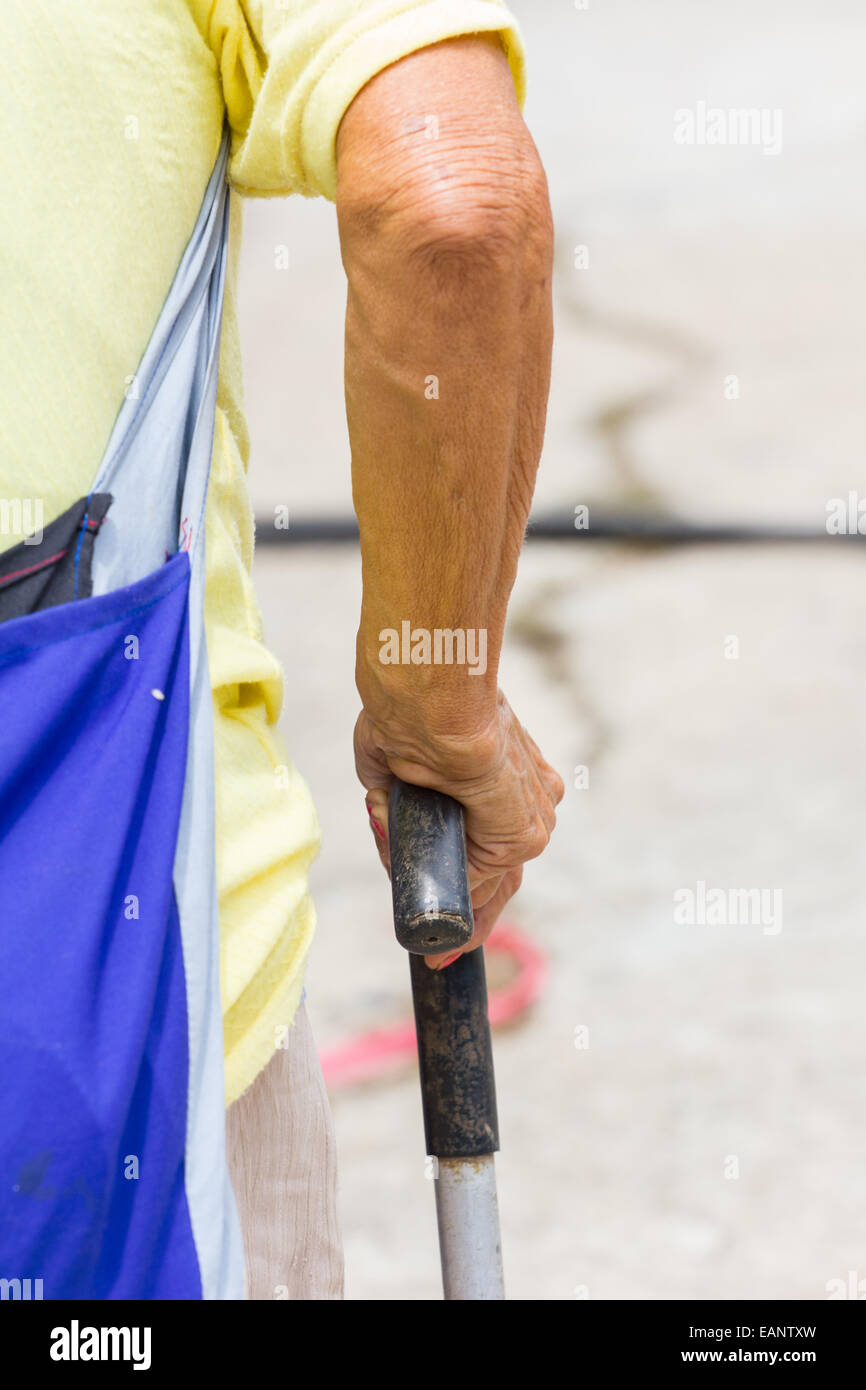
[559,280,714,506]
[509,564,614,777]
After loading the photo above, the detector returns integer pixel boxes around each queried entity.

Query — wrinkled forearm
[336,35,554,754]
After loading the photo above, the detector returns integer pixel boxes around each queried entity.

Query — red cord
[319,921,547,1089]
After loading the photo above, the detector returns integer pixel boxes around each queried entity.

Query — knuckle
[522,820,550,861]
[505,866,524,895]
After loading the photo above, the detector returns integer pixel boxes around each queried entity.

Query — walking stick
[389,779,505,1300]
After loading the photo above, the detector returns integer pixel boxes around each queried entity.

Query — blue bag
[0,125,245,1300]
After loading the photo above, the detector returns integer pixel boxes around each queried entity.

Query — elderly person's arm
[336,34,563,961]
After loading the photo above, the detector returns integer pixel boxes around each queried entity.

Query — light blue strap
[89,123,245,1301]
[89,122,231,594]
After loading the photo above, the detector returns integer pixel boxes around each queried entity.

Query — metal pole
[435,1156,503,1300]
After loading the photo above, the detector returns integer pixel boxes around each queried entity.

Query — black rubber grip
[409,947,500,1157]
[389,781,474,954]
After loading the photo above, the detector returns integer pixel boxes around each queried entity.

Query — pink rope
[319,921,547,1089]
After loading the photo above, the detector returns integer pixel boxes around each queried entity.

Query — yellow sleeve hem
[301,0,527,201]
[228,0,526,200]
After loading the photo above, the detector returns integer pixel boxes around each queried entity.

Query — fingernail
[365,804,386,841]
[433,951,461,970]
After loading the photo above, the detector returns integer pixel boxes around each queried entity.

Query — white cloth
[226,1004,344,1300]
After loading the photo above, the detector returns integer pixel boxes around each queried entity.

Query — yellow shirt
[0,0,525,1105]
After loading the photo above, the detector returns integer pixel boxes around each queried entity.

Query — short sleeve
[189,0,526,201]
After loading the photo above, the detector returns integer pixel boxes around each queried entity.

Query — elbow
[401,147,554,285]
[338,133,554,298]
